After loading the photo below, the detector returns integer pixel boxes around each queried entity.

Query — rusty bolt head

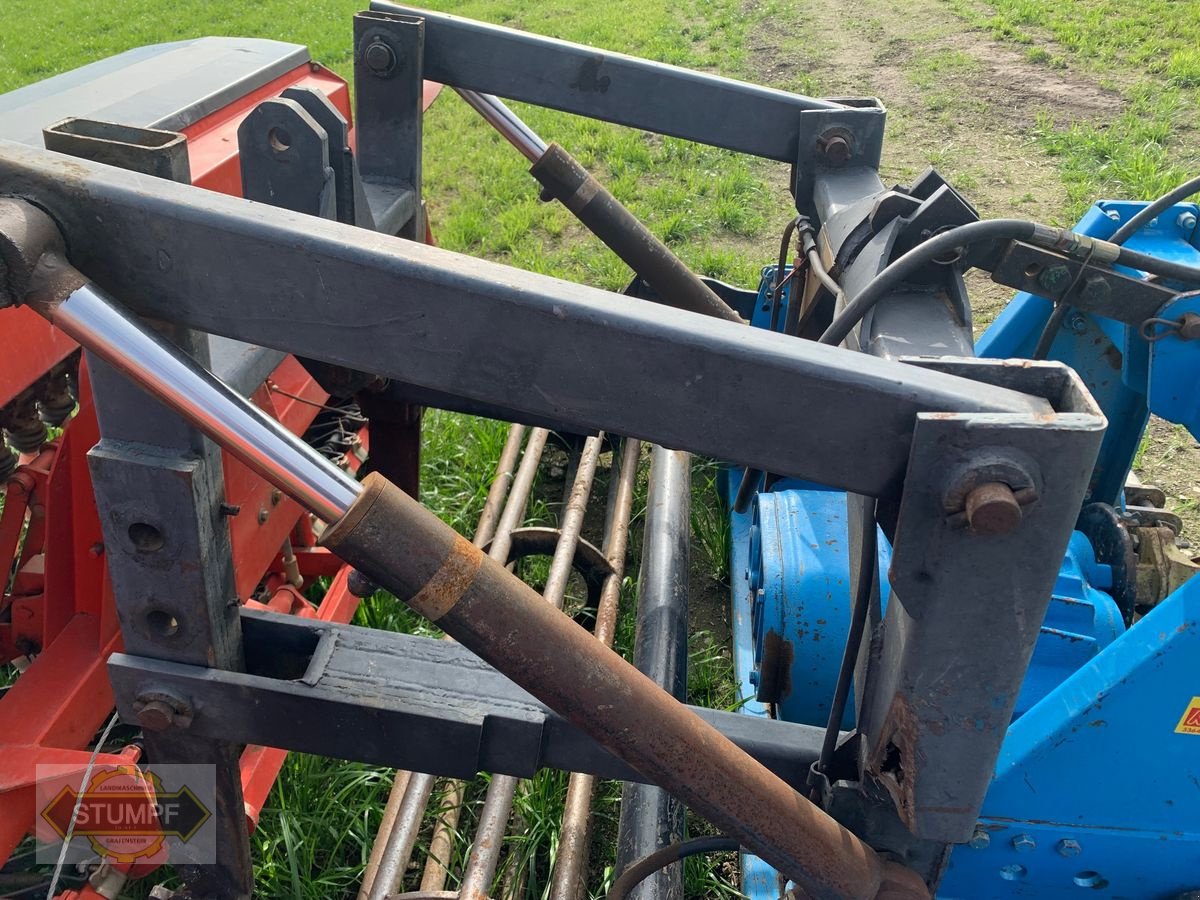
[816,130,853,166]
[968,827,991,850]
[364,39,396,77]
[134,699,177,732]
[1011,833,1036,853]
[258,507,270,525]
[1056,838,1082,857]
[132,691,192,732]
[270,488,283,506]
[965,482,1023,536]
[1038,264,1071,293]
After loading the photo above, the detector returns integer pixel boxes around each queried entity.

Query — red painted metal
[0,48,443,890]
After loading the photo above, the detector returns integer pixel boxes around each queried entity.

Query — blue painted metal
[1148,289,1200,440]
[729,214,1200,897]
[745,484,893,728]
[938,573,1200,898]
[1012,532,1124,717]
[748,264,796,332]
[976,200,1200,504]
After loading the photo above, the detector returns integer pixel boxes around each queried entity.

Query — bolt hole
[268,127,292,153]
[128,522,164,551]
[146,609,180,637]
[1024,262,1042,278]
[1074,872,1109,889]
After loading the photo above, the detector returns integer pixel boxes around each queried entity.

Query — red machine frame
[0,58,400,894]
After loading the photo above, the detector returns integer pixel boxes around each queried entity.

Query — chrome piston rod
[41,282,360,523]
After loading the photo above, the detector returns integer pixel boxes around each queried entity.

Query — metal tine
[457,433,606,899]
[360,423,539,900]
[550,437,642,900]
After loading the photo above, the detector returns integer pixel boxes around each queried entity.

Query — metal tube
[37,283,360,522]
[455,89,548,163]
[366,769,440,900]
[372,426,548,897]
[358,770,412,900]
[551,437,641,900]
[322,475,891,900]
[459,433,606,897]
[616,447,691,900]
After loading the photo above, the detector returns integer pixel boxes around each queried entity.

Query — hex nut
[1038,264,1071,293]
[1056,838,1082,857]
[968,828,991,850]
[1011,833,1036,853]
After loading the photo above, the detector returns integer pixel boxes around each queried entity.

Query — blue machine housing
[729,203,1200,897]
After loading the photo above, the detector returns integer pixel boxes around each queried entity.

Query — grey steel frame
[0,6,1117,894]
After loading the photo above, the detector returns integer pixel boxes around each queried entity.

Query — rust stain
[409,534,484,621]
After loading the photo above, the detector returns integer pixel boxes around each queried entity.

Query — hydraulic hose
[1109,174,1200,245]
[818,218,1200,347]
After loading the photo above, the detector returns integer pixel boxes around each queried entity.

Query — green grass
[1,1,780,894]
[8,0,1200,895]
[946,0,1200,215]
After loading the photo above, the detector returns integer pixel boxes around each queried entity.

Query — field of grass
[3,0,1199,896]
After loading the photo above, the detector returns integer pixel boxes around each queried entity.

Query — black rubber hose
[770,216,803,333]
[818,219,1039,346]
[607,837,740,900]
[1110,174,1200,245]
[818,217,1200,348]
[1034,175,1200,357]
[1114,244,1200,285]
[811,496,877,794]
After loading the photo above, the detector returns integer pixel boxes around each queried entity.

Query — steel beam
[0,141,1055,498]
[369,3,877,165]
[853,358,1106,843]
[108,608,827,789]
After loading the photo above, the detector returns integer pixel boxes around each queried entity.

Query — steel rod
[455,89,548,163]
[36,283,360,522]
[459,433,606,898]
[359,770,412,900]
[550,437,642,900]
[420,425,545,894]
[615,447,691,900]
[370,426,548,899]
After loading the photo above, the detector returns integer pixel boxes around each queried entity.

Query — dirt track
[738,0,1200,532]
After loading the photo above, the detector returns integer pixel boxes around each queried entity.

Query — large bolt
[965,482,1023,536]
[816,130,853,165]
[132,691,193,732]
[364,39,396,77]
[1178,211,1197,233]
[968,828,990,850]
[1038,264,1071,294]
[1011,833,1036,853]
[1056,838,1081,857]
[134,699,177,732]
[1079,275,1110,308]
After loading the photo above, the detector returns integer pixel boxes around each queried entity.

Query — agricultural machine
[0,5,1198,898]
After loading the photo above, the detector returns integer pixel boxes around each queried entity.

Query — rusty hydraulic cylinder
[322,473,891,900]
[454,91,742,324]
[6,204,920,899]
[529,143,745,323]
